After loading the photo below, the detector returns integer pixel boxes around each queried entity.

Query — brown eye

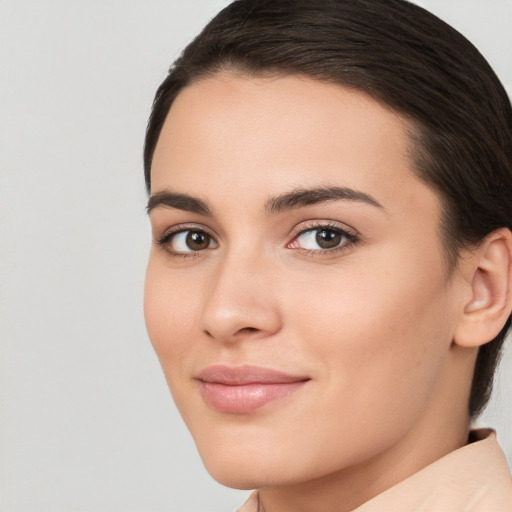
[290,225,354,252]
[186,231,211,250]
[166,229,217,253]
[315,229,342,249]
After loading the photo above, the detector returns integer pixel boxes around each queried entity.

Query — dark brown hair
[143,0,512,418]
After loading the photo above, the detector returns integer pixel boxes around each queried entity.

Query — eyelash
[155,221,359,259]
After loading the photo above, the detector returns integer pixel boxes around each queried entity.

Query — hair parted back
[144,0,512,418]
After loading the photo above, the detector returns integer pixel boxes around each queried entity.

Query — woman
[143,0,512,510]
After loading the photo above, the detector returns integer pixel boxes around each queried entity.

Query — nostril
[238,327,259,334]
[203,326,260,340]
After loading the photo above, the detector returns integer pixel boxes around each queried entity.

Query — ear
[454,228,512,348]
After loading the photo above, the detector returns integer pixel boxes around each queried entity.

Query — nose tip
[200,264,282,343]
[202,298,282,343]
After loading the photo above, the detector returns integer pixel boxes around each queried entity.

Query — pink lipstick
[196,365,309,413]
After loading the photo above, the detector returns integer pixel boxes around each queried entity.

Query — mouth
[196,365,310,414]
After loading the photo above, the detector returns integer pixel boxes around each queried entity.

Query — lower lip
[198,381,307,413]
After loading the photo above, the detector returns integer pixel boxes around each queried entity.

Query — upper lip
[196,365,310,385]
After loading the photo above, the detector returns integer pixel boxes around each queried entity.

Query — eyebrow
[146,191,213,216]
[264,186,384,214]
[146,185,384,216]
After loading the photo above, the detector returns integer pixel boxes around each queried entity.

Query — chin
[208,470,263,491]
[191,430,292,489]
[195,442,272,489]
[195,432,331,491]
[204,459,294,490]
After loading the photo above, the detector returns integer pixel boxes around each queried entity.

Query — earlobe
[454,228,512,348]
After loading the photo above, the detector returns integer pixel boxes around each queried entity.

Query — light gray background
[1,1,511,511]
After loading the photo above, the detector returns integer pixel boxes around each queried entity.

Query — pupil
[186,231,209,250]
[316,229,341,249]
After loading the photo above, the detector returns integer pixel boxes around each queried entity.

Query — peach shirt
[237,430,512,512]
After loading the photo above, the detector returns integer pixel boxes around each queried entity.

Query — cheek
[144,260,197,367]
[287,256,456,421]
[144,261,207,425]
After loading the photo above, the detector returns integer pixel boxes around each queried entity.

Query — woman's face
[145,74,468,489]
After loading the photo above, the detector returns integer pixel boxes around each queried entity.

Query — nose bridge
[201,245,281,341]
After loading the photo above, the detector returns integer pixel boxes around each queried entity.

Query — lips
[196,365,310,413]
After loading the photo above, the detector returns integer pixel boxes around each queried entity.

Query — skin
[144,73,499,512]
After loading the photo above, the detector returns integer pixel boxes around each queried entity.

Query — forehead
[151,73,439,222]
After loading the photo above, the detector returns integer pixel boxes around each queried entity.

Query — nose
[200,251,282,343]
